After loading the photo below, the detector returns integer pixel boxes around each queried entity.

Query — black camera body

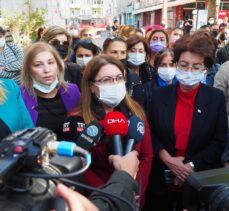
[0,127,82,211]
[0,127,56,183]
[184,167,229,211]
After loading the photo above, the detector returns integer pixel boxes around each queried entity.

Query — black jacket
[216,45,229,64]
[125,62,154,110]
[147,83,227,194]
[64,61,82,90]
[90,170,138,211]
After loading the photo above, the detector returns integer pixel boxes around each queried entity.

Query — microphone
[76,120,104,150]
[103,111,128,156]
[62,116,85,142]
[125,115,145,155]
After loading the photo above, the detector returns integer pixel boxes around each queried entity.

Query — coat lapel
[162,84,178,146]
[187,84,209,149]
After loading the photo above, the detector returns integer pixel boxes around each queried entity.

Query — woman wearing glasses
[143,31,227,211]
[40,25,82,88]
[66,55,153,208]
[20,42,80,140]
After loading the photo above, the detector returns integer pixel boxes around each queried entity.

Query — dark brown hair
[154,48,174,70]
[126,35,149,55]
[173,31,216,68]
[102,37,126,52]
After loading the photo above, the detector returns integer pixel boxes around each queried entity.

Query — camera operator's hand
[56,183,99,211]
[108,150,139,179]
[160,149,192,182]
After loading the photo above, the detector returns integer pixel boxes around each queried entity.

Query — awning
[133,0,196,15]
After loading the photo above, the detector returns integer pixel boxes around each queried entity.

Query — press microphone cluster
[62,112,145,156]
[63,117,103,150]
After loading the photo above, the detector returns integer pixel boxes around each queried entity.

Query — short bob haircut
[154,48,175,70]
[173,31,216,69]
[40,25,72,61]
[102,37,126,53]
[22,42,66,95]
[80,55,145,123]
[147,29,169,46]
[126,35,149,56]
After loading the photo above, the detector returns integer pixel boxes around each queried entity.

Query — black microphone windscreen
[77,120,104,150]
[62,116,85,142]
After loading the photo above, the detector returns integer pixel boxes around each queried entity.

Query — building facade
[113,0,229,29]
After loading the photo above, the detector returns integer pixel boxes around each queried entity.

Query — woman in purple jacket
[20,42,80,139]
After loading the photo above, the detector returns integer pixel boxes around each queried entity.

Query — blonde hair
[22,42,66,95]
[79,26,96,39]
[40,25,72,61]
[81,55,145,124]
[0,81,6,104]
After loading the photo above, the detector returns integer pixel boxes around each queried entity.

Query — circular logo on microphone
[87,125,98,137]
[137,122,145,135]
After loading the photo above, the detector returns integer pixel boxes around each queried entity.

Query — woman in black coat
[143,31,228,211]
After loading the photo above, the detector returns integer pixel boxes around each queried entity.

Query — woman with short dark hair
[143,31,227,211]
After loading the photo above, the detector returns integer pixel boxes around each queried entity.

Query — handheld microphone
[103,111,128,156]
[125,115,145,155]
[62,116,85,142]
[76,120,104,150]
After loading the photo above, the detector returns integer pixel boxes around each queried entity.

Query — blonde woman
[66,55,153,208]
[0,78,33,139]
[20,42,80,140]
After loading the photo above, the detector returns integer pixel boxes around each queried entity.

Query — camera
[184,167,229,211]
[0,127,84,211]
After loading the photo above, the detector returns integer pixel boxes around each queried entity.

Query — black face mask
[219,33,226,41]
[52,44,68,59]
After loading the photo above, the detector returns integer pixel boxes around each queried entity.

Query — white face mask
[70,29,79,37]
[176,68,206,86]
[127,52,146,66]
[32,78,59,93]
[97,82,126,108]
[76,56,92,68]
[0,38,6,47]
[158,67,176,82]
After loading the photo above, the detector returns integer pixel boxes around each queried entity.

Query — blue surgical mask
[176,68,206,86]
[76,56,92,68]
[32,78,59,93]
[127,52,146,66]
[158,67,176,81]
[150,40,166,53]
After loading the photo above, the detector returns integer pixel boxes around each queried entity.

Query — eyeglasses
[92,74,126,85]
[82,33,93,37]
[50,39,69,46]
[177,63,206,72]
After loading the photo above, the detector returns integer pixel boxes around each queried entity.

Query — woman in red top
[67,55,153,208]
[143,31,228,211]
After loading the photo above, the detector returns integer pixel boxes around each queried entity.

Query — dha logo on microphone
[107,118,126,124]
[137,122,145,135]
[87,125,99,137]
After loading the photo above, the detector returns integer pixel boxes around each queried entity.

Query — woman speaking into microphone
[65,55,153,208]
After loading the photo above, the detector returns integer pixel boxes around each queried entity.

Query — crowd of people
[0,16,229,211]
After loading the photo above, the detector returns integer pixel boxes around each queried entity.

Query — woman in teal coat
[0,78,34,139]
